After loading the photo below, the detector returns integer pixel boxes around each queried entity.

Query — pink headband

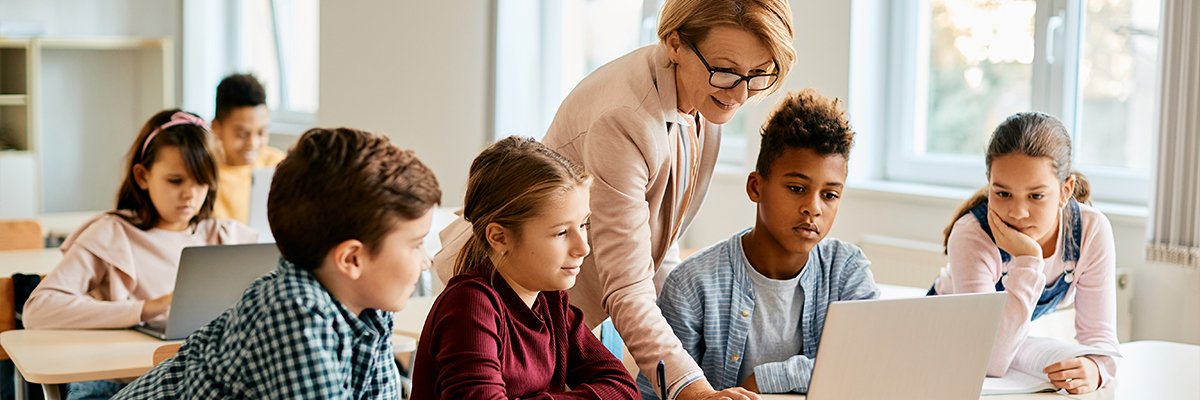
[140,112,210,159]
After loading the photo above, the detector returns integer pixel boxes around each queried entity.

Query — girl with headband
[24,110,258,399]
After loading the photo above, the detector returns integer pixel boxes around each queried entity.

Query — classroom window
[885,0,1160,205]
[494,0,750,168]
[238,0,319,130]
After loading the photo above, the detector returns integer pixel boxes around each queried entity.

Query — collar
[278,258,390,338]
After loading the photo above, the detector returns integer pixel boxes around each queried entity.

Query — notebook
[981,336,1121,395]
[804,292,1008,400]
[133,243,280,340]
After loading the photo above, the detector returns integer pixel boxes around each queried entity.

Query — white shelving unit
[0,37,172,218]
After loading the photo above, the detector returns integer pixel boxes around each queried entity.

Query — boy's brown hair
[755,89,856,176]
[268,127,441,271]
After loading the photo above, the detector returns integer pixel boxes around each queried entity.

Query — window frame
[884,0,1153,205]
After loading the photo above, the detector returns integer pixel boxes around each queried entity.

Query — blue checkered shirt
[114,258,399,399]
[636,229,880,396]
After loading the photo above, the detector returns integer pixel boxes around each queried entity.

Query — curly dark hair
[214,73,267,122]
[755,89,855,176]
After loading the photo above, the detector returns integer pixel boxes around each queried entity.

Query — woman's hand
[987,208,1042,259]
[1043,356,1101,394]
[141,293,173,321]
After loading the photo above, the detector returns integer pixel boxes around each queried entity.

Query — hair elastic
[140,112,209,159]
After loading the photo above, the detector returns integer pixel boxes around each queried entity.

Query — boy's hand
[678,379,761,400]
[739,373,759,393]
[1043,356,1101,394]
[141,293,173,321]
[987,208,1042,259]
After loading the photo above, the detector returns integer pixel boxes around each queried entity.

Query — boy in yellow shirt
[211,73,286,223]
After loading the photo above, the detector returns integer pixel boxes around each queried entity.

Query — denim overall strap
[992,199,1083,321]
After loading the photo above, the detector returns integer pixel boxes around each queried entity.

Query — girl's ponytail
[1070,170,1091,205]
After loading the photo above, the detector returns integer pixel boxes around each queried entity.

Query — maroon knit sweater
[410,273,638,399]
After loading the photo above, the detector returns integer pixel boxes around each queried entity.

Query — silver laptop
[805,292,1007,400]
[247,167,275,243]
[134,243,280,340]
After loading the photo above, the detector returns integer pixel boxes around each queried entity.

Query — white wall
[317,0,493,206]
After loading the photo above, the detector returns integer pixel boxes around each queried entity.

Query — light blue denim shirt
[637,228,880,397]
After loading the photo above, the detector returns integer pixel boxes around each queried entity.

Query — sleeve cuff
[1087,354,1119,388]
[667,370,706,399]
[753,361,807,394]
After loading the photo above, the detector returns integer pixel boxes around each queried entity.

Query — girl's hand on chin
[988,208,1042,259]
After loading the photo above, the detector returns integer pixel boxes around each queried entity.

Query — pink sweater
[24,212,257,329]
[934,202,1119,386]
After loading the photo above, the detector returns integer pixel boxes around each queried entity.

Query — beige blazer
[433,44,720,393]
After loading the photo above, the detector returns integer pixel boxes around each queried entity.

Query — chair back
[0,220,42,251]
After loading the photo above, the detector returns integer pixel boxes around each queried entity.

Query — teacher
[436,1,794,399]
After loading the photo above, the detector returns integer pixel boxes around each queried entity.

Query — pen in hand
[658,359,667,399]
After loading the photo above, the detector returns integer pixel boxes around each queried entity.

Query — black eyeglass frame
[685,41,778,91]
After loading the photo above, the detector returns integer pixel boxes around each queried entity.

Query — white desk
[1,329,182,400]
[758,340,1198,399]
[0,248,62,276]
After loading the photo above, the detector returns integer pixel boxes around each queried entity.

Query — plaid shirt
[114,258,399,400]
[636,229,880,396]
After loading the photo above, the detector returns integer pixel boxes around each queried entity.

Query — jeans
[66,380,124,400]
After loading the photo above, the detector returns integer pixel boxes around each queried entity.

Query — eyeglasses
[686,41,778,91]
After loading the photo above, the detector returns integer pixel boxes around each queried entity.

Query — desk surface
[757,340,1198,400]
[0,248,62,276]
[1,329,181,384]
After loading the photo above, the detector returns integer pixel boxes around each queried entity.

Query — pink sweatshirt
[934,202,1118,386]
[23,212,257,329]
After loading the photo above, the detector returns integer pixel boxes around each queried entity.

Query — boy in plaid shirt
[116,127,441,399]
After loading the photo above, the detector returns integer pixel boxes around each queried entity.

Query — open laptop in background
[134,243,281,340]
[803,292,1007,400]
[247,167,275,243]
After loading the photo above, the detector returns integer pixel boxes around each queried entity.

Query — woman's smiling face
[669,25,775,124]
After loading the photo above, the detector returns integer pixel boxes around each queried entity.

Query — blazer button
[742,311,750,317]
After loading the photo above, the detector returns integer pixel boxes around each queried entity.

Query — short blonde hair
[657,0,796,96]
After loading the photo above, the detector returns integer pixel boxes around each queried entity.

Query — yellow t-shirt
[213,146,287,224]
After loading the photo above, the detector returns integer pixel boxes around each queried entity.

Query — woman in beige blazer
[435,1,795,399]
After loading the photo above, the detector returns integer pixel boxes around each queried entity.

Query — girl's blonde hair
[454,136,593,276]
[942,112,1092,253]
[657,0,796,96]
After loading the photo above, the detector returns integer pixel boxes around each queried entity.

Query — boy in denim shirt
[639,89,880,397]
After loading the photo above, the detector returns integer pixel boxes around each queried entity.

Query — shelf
[0,39,31,49]
[0,94,27,106]
[39,37,169,50]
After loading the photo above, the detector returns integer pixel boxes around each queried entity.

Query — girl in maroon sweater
[411,137,638,399]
